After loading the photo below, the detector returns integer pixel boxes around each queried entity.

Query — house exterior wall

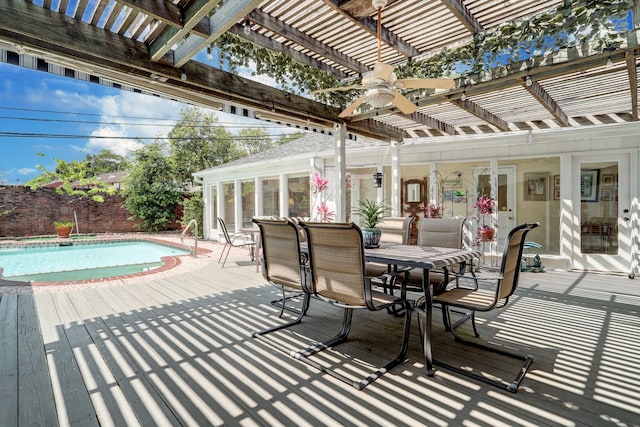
[196,122,640,274]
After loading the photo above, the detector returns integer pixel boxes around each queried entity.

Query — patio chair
[365,216,415,294]
[404,217,468,295]
[251,218,311,341]
[217,218,257,268]
[417,222,540,393]
[296,221,412,390]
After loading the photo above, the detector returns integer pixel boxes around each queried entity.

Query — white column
[254,176,262,217]
[334,123,347,222]
[391,141,401,216]
[234,178,242,232]
[559,154,573,267]
[280,173,288,217]
[216,181,224,241]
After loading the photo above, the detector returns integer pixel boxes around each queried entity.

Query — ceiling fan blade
[338,95,367,118]
[392,92,417,115]
[372,62,394,81]
[311,84,365,94]
[395,78,455,90]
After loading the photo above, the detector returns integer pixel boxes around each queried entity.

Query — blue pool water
[0,240,190,282]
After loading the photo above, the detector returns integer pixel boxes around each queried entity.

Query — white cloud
[17,167,37,176]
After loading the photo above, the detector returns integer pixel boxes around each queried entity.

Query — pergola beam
[441,0,483,34]
[227,25,349,80]
[0,0,401,141]
[248,9,370,74]
[523,79,569,126]
[405,112,457,135]
[626,50,639,121]
[148,0,219,62]
[321,0,420,58]
[172,0,262,68]
[450,99,509,131]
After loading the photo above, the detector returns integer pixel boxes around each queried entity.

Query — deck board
[0,295,18,427]
[1,245,639,426]
[17,294,58,426]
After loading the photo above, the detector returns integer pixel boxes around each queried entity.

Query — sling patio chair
[253,217,309,317]
[364,216,415,295]
[251,218,311,342]
[217,217,257,268]
[296,221,412,390]
[402,216,469,297]
[415,222,540,393]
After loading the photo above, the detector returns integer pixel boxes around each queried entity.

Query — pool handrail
[180,219,198,257]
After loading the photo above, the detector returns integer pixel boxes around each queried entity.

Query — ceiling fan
[315,0,455,118]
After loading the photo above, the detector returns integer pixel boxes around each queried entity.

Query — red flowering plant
[310,172,329,193]
[420,203,442,218]
[473,195,495,215]
[316,201,335,222]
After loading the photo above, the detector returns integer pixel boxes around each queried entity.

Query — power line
[0,106,303,129]
[0,131,296,141]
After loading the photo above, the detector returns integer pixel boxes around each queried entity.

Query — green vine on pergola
[214,0,634,108]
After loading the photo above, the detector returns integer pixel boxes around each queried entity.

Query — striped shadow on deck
[0,263,638,426]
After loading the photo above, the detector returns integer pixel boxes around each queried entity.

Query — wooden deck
[1,244,639,426]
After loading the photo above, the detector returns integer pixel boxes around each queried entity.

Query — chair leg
[294,300,412,390]
[270,290,306,317]
[436,305,533,393]
[251,293,311,351]
[218,243,228,263]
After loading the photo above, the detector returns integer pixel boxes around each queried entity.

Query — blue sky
[0,57,297,185]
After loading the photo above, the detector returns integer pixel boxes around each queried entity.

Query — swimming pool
[0,240,191,283]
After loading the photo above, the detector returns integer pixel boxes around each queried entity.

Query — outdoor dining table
[363,244,483,375]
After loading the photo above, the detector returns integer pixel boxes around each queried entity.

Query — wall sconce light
[373,172,383,188]
[181,70,187,81]
[206,46,213,60]
[243,19,251,36]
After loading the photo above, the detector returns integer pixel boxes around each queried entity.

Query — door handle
[623,217,630,222]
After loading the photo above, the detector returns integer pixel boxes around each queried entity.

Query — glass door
[571,154,631,272]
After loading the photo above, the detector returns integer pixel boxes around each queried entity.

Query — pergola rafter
[0,0,636,142]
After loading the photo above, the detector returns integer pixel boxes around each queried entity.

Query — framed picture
[524,173,548,201]
[601,188,614,201]
[581,169,599,202]
[602,174,615,187]
[553,175,560,187]
[553,188,560,200]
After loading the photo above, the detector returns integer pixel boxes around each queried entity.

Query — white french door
[570,154,632,273]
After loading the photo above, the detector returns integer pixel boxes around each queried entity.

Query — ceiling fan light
[372,0,388,9]
[365,87,395,108]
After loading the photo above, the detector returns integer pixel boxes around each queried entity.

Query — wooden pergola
[0,0,639,142]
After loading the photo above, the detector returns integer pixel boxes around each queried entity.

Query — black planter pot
[362,227,381,249]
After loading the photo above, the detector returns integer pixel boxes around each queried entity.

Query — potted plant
[54,220,73,238]
[352,199,389,248]
[478,224,495,242]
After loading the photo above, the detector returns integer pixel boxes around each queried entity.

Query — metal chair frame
[418,222,540,393]
[296,221,412,390]
[217,218,257,268]
[250,218,311,340]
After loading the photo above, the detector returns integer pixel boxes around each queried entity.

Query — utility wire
[0,131,298,141]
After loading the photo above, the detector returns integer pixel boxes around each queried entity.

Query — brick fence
[0,185,147,237]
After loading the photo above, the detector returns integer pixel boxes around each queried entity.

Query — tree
[237,128,274,155]
[122,141,182,231]
[84,150,130,174]
[26,154,117,202]
[168,107,244,185]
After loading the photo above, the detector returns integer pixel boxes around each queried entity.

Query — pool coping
[0,235,212,287]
